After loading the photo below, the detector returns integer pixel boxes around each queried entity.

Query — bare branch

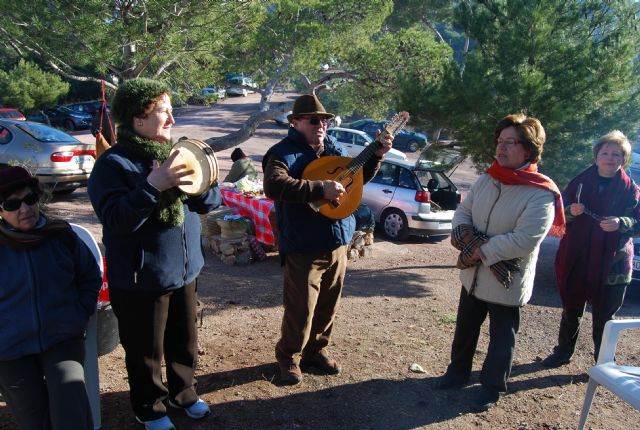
[422,17,446,44]
[46,61,117,89]
[204,109,277,151]
[130,21,173,78]
[155,58,177,77]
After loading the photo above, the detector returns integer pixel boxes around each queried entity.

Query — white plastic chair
[577,318,640,430]
[70,223,102,430]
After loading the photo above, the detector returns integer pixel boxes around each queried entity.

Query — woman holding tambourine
[88,78,221,430]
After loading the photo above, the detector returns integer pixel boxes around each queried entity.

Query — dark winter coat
[0,223,101,361]
[263,127,380,255]
[88,142,221,292]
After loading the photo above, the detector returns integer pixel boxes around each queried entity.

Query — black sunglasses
[1,192,39,211]
[299,116,329,126]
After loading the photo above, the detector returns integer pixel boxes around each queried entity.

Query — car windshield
[57,106,77,114]
[17,122,80,143]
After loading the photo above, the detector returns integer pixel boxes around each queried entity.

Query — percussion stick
[576,183,582,204]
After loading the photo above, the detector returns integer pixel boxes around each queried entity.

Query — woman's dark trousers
[445,286,521,394]
[554,283,627,361]
[0,337,92,430]
[109,281,199,421]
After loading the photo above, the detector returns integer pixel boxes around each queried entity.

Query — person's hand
[323,180,346,200]
[600,216,620,232]
[374,130,394,157]
[569,203,585,216]
[147,150,194,192]
[471,246,485,262]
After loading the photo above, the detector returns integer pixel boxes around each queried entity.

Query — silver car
[327,127,407,161]
[201,86,226,100]
[0,120,95,194]
[362,158,460,240]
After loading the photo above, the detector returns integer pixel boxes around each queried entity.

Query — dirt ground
[1,97,639,429]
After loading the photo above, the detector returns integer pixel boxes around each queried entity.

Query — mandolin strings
[345,111,410,174]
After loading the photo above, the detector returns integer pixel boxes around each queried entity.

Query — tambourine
[169,138,219,195]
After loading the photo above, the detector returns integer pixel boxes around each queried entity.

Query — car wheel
[407,140,419,152]
[63,119,75,131]
[382,208,409,241]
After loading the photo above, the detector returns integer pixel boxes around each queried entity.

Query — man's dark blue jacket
[263,127,381,255]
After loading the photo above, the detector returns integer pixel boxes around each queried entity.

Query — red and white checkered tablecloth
[220,189,275,245]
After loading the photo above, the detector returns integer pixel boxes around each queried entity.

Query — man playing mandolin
[263,94,394,384]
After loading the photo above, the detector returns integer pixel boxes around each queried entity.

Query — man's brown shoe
[301,351,342,375]
[279,363,303,385]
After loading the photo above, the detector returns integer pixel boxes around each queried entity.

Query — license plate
[74,155,93,164]
[633,258,640,272]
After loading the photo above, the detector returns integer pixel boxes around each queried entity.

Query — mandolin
[303,111,410,220]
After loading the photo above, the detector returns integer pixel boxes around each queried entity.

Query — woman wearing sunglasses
[543,130,640,367]
[0,166,101,429]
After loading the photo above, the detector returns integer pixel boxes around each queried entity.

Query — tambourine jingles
[169,138,219,195]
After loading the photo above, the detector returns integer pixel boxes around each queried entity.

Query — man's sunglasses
[0,192,39,211]
[299,116,329,126]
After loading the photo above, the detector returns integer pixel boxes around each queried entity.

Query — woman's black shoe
[471,387,501,412]
[435,373,467,390]
[541,350,572,368]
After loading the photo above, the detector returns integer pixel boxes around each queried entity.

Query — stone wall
[347,229,375,260]
[204,235,253,265]
[202,218,375,264]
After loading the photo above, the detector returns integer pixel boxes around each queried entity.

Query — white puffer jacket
[453,174,555,306]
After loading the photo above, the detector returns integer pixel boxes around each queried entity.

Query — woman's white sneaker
[135,415,176,430]
[168,398,211,419]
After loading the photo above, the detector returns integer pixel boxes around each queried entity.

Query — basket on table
[200,206,236,237]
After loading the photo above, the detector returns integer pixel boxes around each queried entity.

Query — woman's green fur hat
[111,78,171,127]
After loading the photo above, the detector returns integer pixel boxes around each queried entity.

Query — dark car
[28,106,93,131]
[65,100,107,117]
[344,118,428,153]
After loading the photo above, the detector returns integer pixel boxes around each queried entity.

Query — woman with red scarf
[542,131,640,368]
[436,114,564,412]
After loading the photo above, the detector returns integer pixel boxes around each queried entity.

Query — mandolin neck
[345,134,386,174]
[341,111,408,177]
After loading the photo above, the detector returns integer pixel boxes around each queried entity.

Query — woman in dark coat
[0,166,101,430]
[88,78,221,430]
[543,130,640,367]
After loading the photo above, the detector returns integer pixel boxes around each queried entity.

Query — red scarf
[487,160,566,237]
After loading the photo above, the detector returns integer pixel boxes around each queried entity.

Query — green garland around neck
[116,126,173,161]
[117,126,189,226]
